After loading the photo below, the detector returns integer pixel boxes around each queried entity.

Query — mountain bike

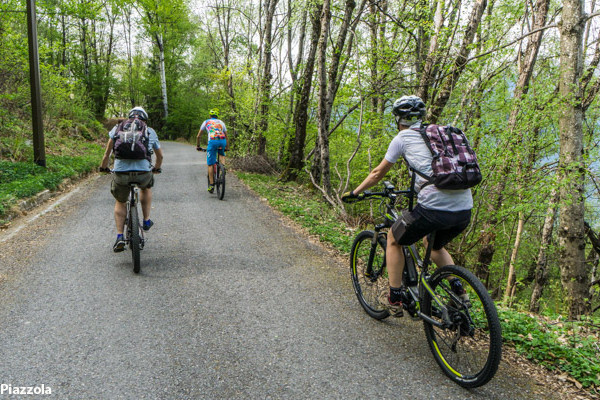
[124,182,144,273]
[100,168,146,273]
[197,146,226,200]
[346,181,502,388]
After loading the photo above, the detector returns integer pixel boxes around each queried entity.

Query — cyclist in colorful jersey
[196,108,228,193]
[342,96,471,317]
[100,106,163,252]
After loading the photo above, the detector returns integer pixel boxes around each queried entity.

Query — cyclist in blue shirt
[100,107,163,252]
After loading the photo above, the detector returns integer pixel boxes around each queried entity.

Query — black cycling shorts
[390,204,471,250]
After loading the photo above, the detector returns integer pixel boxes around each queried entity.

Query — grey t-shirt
[384,122,473,211]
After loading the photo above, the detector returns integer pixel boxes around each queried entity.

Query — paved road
[0,142,557,399]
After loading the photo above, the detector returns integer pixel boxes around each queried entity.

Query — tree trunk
[123,11,135,107]
[504,212,525,303]
[558,0,589,318]
[585,222,600,309]
[278,4,307,164]
[428,0,487,122]
[280,3,322,182]
[473,0,550,282]
[155,33,169,119]
[416,0,444,103]
[61,15,67,71]
[530,189,558,313]
[214,0,238,147]
[428,0,487,123]
[257,0,279,156]
[313,0,360,195]
[314,0,332,190]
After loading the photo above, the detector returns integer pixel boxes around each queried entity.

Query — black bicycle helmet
[129,106,148,121]
[392,95,426,125]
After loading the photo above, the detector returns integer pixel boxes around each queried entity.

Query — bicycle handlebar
[197,146,226,151]
[360,181,411,200]
[98,167,162,174]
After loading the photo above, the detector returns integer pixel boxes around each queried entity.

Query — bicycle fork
[366,224,387,280]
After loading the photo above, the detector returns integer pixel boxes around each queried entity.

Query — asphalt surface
[0,141,559,399]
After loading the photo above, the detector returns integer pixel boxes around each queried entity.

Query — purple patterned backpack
[413,124,482,190]
[112,117,151,161]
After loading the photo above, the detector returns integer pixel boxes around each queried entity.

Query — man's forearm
[354,172,381,194]
[154,149,163,169]
[352,159,394,194]
[100,140,113,168]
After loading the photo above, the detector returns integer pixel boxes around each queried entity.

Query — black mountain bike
[346,181,502,388]
[100,168,146,273]
[125,182,145,273]
[197,146,226,200]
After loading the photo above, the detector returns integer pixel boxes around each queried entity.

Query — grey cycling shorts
[111,171,154,203]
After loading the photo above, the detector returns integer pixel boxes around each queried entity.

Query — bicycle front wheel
[216,163,225,200]
[130,205,141,274]
[422,265,502,388]
[350,230,390,320]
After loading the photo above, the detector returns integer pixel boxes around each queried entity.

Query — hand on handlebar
[196,146,205,152]
[99,167,111,173]
[152,167,162,174]
[341,191,365,203]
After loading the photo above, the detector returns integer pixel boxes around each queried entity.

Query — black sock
[390,286,403,303]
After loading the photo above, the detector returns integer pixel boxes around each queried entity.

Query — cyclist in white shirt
[342,96,472,316]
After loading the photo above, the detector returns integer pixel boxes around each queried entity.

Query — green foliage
[0,148,103,217]
[499,307,600,390]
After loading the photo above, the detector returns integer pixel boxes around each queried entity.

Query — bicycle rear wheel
[350,230,390,320]
[421,265,502,388]
[129,204,141,274]
[216,163,225,200]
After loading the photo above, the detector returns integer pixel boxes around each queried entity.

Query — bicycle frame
[126,184,144,249]
[214,152,222,181]
[364,181,459,328]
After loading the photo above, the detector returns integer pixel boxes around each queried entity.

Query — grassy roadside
[0,143,104,223]
[236,171,600,396]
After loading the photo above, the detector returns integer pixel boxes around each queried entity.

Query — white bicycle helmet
[128,106,148,121]
[392,95,426,126]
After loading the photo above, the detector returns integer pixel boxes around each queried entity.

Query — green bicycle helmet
[209,108,219,118]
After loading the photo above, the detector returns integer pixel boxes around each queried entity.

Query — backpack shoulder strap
[418,123,435,157]
[403,156,433,192]
[110,123,123,139]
